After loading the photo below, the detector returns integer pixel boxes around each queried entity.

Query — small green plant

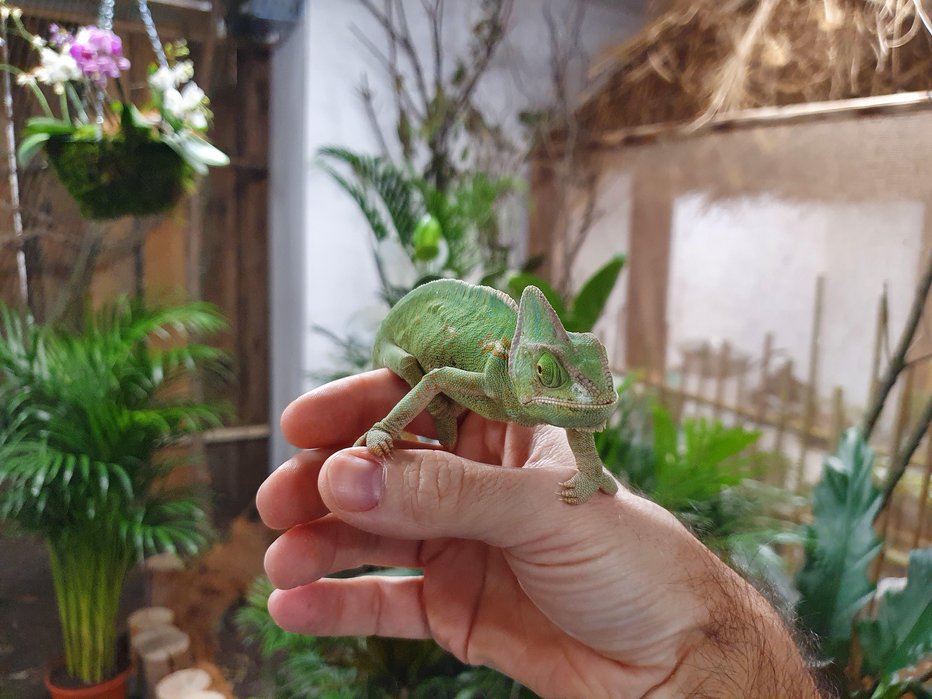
[0,299,227,685]
[795,429,931,697]
[236,576,531,698]
[317,146,519,305]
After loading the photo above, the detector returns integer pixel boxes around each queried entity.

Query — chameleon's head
[508,286,616,429]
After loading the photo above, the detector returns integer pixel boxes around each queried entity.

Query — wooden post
[796,275,825,492]
[625,171,672,380]
[735,361,747,428]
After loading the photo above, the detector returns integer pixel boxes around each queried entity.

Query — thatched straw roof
[577,0,932,134]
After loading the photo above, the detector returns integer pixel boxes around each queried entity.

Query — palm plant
[0,298,227,686]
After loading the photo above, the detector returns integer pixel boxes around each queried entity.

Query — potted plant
[5,4,228,219]
[0,298,228,698]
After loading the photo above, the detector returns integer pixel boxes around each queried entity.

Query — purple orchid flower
[69,26,130,87]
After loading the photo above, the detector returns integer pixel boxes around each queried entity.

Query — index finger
[281,369,439,449]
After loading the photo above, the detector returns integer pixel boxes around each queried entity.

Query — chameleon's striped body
[359,278,619,504]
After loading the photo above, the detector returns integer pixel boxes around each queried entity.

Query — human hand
[258,370,819,698]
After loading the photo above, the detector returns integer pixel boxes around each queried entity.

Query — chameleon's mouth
[524,397,616,410]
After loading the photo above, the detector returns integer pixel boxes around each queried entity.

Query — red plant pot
[44,664,132,699]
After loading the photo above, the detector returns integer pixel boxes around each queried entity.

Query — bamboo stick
[752,332,774,453]
[698,342,711,419]
[867,288,888,417]
[913,433,932,550]
[830,386,845,450]
[713,342,731,421]
[796,275,825,492]
[774,359,793,461]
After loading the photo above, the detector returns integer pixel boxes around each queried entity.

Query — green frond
[317,146,422,245]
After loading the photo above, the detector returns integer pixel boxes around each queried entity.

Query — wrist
[645,547,820,699]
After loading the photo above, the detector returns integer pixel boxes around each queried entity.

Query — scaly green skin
[355,278,619,504]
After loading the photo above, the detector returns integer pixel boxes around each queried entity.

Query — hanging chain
[95,0,116,127]
[94,0,168,130]
[136,0,168,68]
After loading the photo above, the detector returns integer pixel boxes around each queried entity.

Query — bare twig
[358,0,430,109]
[358,76,392,159]
[876,393,932,520]
[861,249,932,438]
[350,24,425,122]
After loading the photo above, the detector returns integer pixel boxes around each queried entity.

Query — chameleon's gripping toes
[354,279,619,504]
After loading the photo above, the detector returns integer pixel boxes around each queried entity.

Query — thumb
[318,447,558,547]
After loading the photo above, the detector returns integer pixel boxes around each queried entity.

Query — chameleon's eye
[536,352,564,388]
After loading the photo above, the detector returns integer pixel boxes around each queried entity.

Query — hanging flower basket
[9,8,229,220]
[43,109,195,219]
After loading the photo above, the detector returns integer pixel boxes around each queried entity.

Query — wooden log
[132,625,193,696]
[155,668,211,699]
[128,607,175,638]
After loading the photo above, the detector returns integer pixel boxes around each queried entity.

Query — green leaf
[17,132,50,167]
[506,273,568,322]
[412,214,442,261]
[796,428,882,666]
[566,254,626,332]
[858,547,932,683]
[23,116,74,136]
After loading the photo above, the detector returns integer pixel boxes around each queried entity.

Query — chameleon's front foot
[354,424,395,457]
[559,467,619,505]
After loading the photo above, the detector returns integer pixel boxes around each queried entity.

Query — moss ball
[46,136,194,220]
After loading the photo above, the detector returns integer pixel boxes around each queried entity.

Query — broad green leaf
[506,273,568,322]
[796,428,882,666]
[566,254,626,332]
[17,132,50,167]
[858,547,932,683]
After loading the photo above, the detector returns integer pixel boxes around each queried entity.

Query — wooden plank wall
[0,16,271,521]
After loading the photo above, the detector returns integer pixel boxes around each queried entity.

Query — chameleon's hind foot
[355,425,394,457]
[558,467,618,505]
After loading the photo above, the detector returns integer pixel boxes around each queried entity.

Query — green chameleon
[355,278,619,504]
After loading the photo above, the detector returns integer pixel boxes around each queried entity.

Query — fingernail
[326,454,383,512]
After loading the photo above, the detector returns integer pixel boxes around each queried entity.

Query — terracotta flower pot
[44,663,132,699]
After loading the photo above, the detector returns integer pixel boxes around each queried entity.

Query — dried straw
[577,0,932,133]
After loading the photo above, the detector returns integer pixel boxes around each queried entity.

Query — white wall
[269,1,643,467]
[666,194,923,409]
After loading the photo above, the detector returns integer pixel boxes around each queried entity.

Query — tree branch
[358,0,430,110]
[876,393,932,520]
[861,249,932,438]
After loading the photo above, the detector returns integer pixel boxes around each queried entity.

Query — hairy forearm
[647,552,821,699]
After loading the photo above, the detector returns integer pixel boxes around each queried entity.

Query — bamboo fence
[626,275,931,579]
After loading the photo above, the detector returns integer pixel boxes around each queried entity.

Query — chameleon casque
[355,278,619,504]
